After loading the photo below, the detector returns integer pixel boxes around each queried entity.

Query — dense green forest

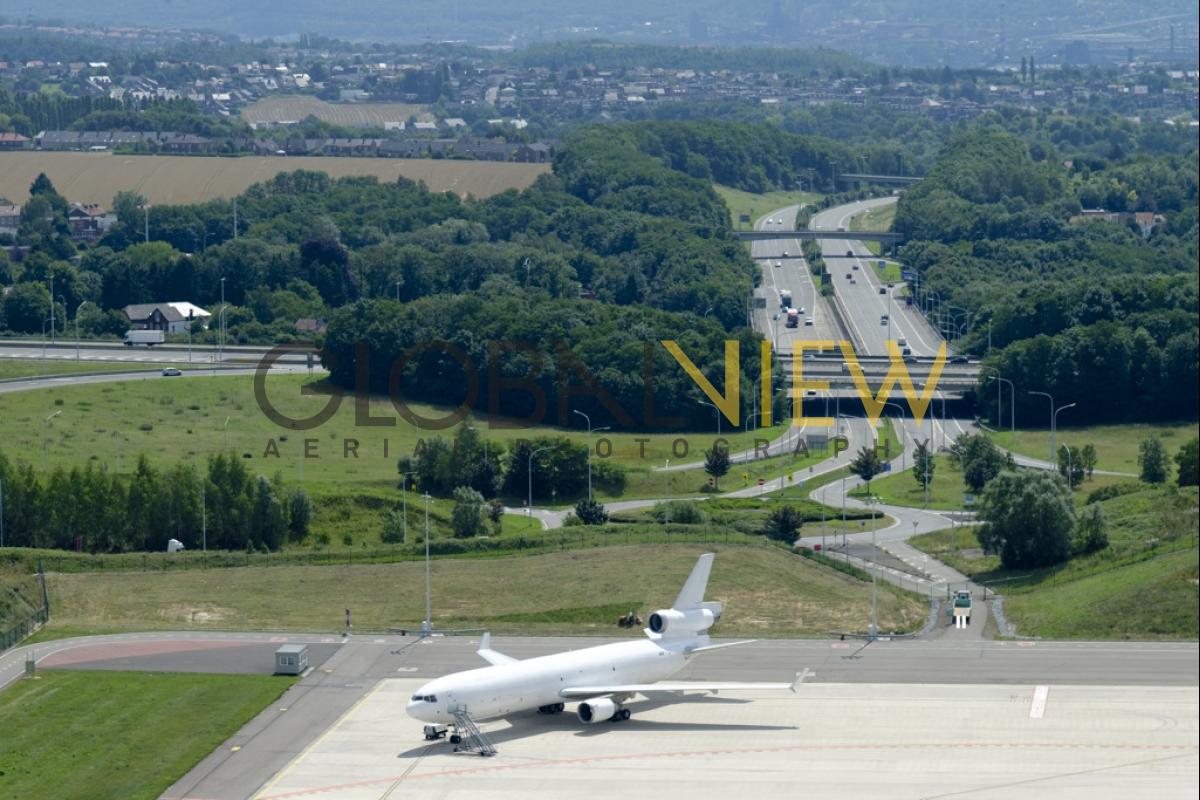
[895,128,1199,425]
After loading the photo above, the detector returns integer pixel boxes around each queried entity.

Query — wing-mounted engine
[577,697,619,723]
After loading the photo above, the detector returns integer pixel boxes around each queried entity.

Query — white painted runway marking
[1029,684,1049,719]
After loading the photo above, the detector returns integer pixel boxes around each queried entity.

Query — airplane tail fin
[673,553,714,610]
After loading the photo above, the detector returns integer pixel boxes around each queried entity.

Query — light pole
[663,459,670,524]
[882,400,906,469]
[422,492,432,636]
[698,399,722,438]
[48,275,55,346]
[869,503,878,639]
[74,301,92,360]
[1028,390,1054,461]
[219,277,226,364]
[573,410,609,502]
[527,445,551,528]
[399,472,414,544]
[983,372,1014,437]
[1053,402,1076,471]
[223,416,231,452]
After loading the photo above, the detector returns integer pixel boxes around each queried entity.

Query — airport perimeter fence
[0,564,50,654]
[6,527,792,576]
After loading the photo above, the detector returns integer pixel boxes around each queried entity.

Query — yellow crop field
[241,95,427,127]
[0,152,549,205]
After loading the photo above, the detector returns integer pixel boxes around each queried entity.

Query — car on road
[845,249,854,257]
[949,355,970,364]
[887,282,894,289]
[782,250,789,257]
[903,354,918,363]
[852,263,859,270]
[162,367,183,377]
[849,277,856,284]
[880,314,889,324]
[845,272,852,279]
[804,317,814,326]
[878,286,886,294]
[896,337,908,348]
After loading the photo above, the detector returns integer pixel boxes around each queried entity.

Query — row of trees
[395,425,627,503]
[0,451,311,553]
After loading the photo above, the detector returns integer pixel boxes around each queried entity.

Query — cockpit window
[410,694,437,702]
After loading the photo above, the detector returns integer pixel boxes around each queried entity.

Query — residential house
[123,302,211,334]
[0,132,30,150]
[0,204,21,239]
[295,317,327,335]
[515,142,554,163]
[67,203,116,243]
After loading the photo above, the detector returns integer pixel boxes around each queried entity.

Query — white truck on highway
[780,289,793,309]
[123,329,165,347]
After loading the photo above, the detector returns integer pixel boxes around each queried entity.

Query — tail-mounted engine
[647,601,722,637]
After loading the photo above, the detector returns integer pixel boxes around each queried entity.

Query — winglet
[673,553,714,610]
[791,668,815,693]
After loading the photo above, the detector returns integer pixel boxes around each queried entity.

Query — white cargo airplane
[406,553,798,733]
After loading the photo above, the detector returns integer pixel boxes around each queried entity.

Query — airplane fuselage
[406,638,690,723]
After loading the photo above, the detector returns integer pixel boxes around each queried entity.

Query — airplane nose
[406,701,430,721]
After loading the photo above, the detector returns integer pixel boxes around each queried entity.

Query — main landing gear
[537,703,566,714]
[611,708,631,722]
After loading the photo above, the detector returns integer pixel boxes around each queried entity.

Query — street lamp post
[74,301,92,360]
[983,372,1014,437]
[527,445,551,528]
[223,416,231,452]
[422,493,432,636]
[399,472,414,544]
[1028,391,1054,462]
[219,277,226,365]
[882,401,906,470]
[698,399,722,438]
[663,459,670,524]
[1053,402,1076,472]
[572,410,609,502]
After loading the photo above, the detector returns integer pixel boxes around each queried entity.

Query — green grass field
[0,670,293,800]
[0,671,290,800]
[849,454,965,510]
[714,185,821,230]
[0,372,820,497]
[908,485,1199,639]
[849,203,896,255]
[0,360,206,380]
[39,543,927,637]
[982,422,1198,475]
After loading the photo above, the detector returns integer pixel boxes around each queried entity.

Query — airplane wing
[560,681,796,699]
[476,632,518,666]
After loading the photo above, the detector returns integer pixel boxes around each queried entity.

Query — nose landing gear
[537,703,566,714]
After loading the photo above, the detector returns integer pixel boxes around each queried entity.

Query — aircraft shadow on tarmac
[396,697,794,758]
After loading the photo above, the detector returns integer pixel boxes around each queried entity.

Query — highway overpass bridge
[736,229,904,249]
[835,173,923,187]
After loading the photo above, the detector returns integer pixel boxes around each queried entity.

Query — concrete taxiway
[254,677,1198,800]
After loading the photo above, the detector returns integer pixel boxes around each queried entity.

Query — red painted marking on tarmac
[40,639,256,667]
[256,741,1200,799]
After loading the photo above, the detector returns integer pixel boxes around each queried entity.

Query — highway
[748,205,840,355]
[0,339,313,365]
[808,196,945,358]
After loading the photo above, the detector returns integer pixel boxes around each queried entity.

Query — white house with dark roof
[123,302,211,334]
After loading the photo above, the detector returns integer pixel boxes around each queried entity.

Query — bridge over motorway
[786,359,981,392]
[736,229,904,246]
[835,173,923,187]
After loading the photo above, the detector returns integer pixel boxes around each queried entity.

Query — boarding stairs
[451,709,497,757]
